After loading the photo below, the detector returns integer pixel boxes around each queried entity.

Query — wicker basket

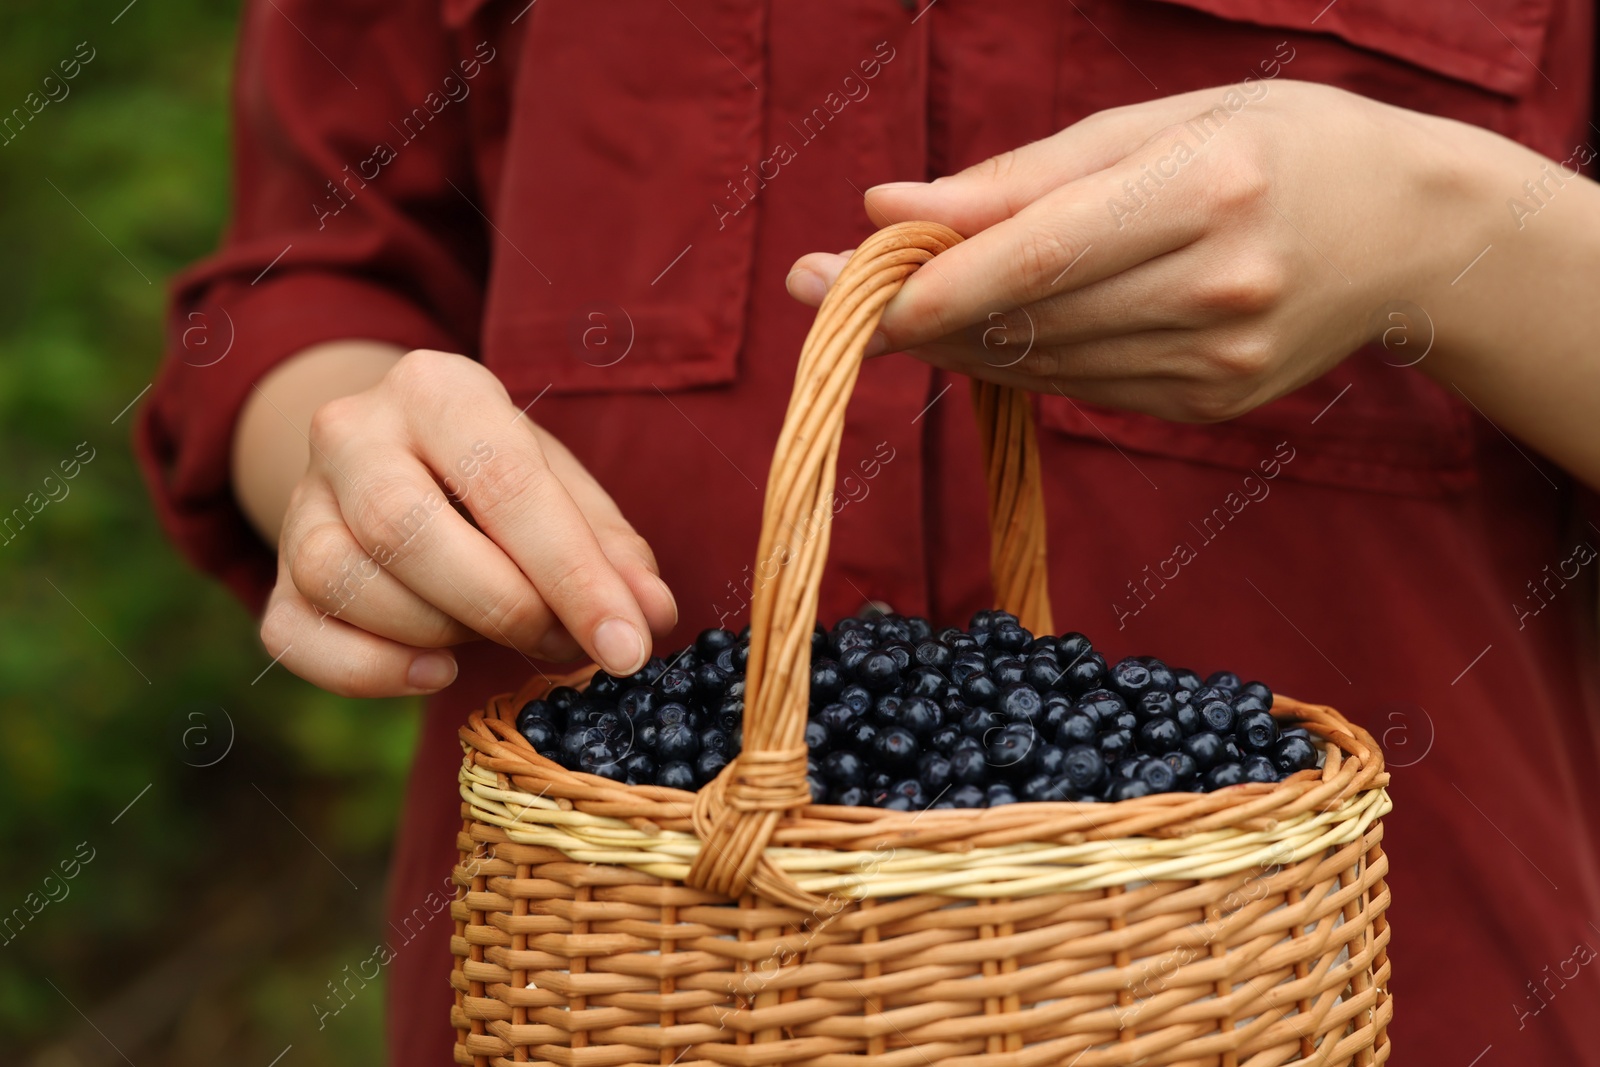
[450,222,1393,1066]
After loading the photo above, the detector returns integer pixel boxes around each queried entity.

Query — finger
[908,332,1258,423]
[957,241,1265,354]
[326,443,570,659]
[864,89,1235,232]
[281,477,477,648]
[533,422,679,639]
[405,388,655,677]
[260,562,459,699]
[877,132,1221,352]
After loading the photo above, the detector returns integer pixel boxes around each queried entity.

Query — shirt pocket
[1038,345,1479,498]
[1143,0,1556,98]
[472,0,767,398]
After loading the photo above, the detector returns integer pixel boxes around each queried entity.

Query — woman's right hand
[258,348,678,697]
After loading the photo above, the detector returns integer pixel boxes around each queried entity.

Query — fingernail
[594,617,647,675]
[867,181,925,196]
[786,267,828,306]
[408,652,458,691]
[864,331,888,358]
[655,575,680,629]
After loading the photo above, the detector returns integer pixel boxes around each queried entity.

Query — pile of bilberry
[514,610,1319,809]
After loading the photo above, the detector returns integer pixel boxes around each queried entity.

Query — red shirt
[139,0,1600,1063]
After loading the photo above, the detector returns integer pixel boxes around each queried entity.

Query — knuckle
[1200,152,1268,217]
[607,527,658,573]
[259,602,297,659]
[288,521,351,586]
[1198,259,1286,316]
[972,149,1020,187]
[351,476,439,555]
[308,394,362,451]
[478,586,549,642]
[1013,227,1077,298]
[1208,330,1276,381]
[472,448,548,510]
[389,348,484,399]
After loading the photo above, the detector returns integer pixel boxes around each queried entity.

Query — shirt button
[898,0,916,10]
[858,599,896,619]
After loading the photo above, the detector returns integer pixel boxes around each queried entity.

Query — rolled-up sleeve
[136,0,490,610]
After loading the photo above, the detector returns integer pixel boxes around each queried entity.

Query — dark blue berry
[998,684,1043,723]
[1204,762,1246,790]
[1107,779,1152,801]
[831,785,868,806]
[1137,716,1183,754]
[904,667,947,698]
[987,783,1019,805]
[657,722,699,762]
[1174,703,1201,736]
[918,753,953,792]
[961,672,1000,707]
[810,659,844,702]
[1174,668,1202,693]
[1242,681,1274,708]
[949,784,987,808]
[1232,692,1270,716]
[659,761,696,790]
[873,726,919,768]
[897,695,943,738]
[821,750,865,787]
[1076,689,1127,725]
[617,687,656,721]
[1236,710,1278,753]
[547,686,581,711]
[519,717,559,754]
[696,627,736,658]
[1142,659,1177,693]
[1098,729,1134,763]
[1197,698,1235,734]
[1061,745,1107,791]
[1054,711,1097,747]
[949,651,988,683]
[1033,743,1068,778]
[656,667,694,702]
[1241,755,1276,783]
[1108,657,1153,701]
[818,702,857,733]
[1138,758,1177,793]
[840,684,872,715]
[1062,651,1107,694]
[1137,690,1176,722]
[1205,671,1242,693]
[987,725,1037,775]
[516,699,557,729]
[950,746,989,785]
[1181,731,1224,770]
[1274,735,1318,773]
[856,651,900,691]
[695,750,730,783]
[930,725,962,754]
[845,721,879,751]
[623,752,656,783]
[960,706,1001,737]
[1162,751,1199,784]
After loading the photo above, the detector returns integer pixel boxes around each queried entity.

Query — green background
[1,2,416,1063]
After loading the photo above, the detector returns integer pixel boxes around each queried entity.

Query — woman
[140,0,1600,1062]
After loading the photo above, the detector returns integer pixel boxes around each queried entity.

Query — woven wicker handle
[686,221,1053,908]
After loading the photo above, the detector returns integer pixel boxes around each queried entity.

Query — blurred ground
[1,3,417,1063]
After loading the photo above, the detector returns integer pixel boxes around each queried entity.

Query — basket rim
[459,669,1389,864]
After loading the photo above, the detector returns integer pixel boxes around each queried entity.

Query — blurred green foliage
[0,2,418,1063]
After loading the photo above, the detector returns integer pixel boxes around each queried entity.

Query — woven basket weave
[451,222,1393,1066]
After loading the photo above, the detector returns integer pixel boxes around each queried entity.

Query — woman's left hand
[787,79,1495,423]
